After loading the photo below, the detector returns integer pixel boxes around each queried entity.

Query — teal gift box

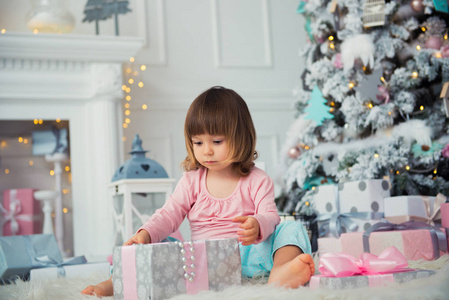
[0,234,63,281]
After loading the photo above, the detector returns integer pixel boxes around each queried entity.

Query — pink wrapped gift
[310,246,435,289]
[317,237,342,256]
[1,189,43,236]
[442,203,449,228]
[340,223,448,261]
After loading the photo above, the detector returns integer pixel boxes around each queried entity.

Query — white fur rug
[1,256,448,300]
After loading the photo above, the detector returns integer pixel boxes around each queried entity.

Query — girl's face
[191,134,232,173]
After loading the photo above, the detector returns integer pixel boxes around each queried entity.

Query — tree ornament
[410,0,424,12]
[433,0,449,13]
[288,146,301,159]
[304,86,334,126]
[440,81,449,117]
[425,36,443,50]
[363,0,386,28]
[341,34,375,72]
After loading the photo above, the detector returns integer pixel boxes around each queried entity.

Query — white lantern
[109,178,175,246]
[109,134,175,245]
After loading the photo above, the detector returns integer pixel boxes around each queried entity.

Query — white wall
[0,0,305,256]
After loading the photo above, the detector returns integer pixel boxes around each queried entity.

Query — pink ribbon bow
[318,246,411,277]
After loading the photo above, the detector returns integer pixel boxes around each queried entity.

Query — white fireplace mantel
[0,32,144,259]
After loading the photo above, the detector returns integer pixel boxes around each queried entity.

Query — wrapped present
[1,189,43,236]
[317,237,342,256]
[340,221,449,261]
[441,203,449,228]
[112,238,241,300]
[313,180,389,237]
[0,234,63,281]
[310,246,435,289]
[310,269,435,289]
[384,194,446,225]
[30,261,110,282]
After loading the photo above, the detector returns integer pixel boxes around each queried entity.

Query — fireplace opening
[0,119,73,256]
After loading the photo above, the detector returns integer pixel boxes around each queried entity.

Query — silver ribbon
[23,236,87,277]
[315,185,384,237]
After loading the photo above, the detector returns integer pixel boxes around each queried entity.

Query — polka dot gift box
[313,180,390,238]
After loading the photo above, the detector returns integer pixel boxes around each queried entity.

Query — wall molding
[211,0,273,68]
[134,0,168,65]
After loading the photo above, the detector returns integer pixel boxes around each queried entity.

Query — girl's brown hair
[182,86,258,176]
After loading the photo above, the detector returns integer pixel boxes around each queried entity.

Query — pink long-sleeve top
[139,166,280,243]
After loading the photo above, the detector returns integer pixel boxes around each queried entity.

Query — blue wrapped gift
[0,234,64,281]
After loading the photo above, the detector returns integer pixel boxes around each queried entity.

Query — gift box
[384,194,446,225]
[0,234,63,281]
[317,237,342,256]
[340,224,449,261]
[313,180,389,237]
[310,246,435,289]
[1,189,43,236]
[310,270,435,289]
[30,261,111,282]
[440,203,449,228]
[112,238,241,300]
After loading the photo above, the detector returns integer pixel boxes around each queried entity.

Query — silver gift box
[112,238,241,300]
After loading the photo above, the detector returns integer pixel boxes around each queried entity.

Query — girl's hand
[123,230,151,246]
[232,216,260,246]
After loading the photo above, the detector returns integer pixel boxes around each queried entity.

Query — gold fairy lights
[121,57,148,132]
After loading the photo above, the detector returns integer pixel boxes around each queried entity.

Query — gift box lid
[384,196,434,219]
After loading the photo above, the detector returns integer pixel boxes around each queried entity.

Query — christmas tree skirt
[1,256,448,300]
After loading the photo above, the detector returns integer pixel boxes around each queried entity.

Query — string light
[39,119,43,124]
[5,169,10,174]
[1,29,6,34]
[304,145,310,150]
[63,208,68,213]
[434,169,438,174]
[122,85,127,90]
[18,137,23,143]
[33,29,38,34]
[129,57,135,63]
[1,141,7,148]
[23,138,28,144]
[34,119,39,124]
[421,26,426,32]
[142,104,148,110]
[416,45,421,50]
[420,105,424,110]
[122,136,127,142]
[140,65,147,71]
[328,35,334,41]
[50,170,55,176]
[125,103,130,109]
[56,118,61,123]
[405,166,410,170]
[412,71,418,78]
[329,42,335,50]
[125,110,131,116]
[125,87,131,93]
[29,160,34,166]
[374,153,379,158]
[123,123,128,128]
[138,82,144,88]
[128,78,134,84]
[125,118,131,124]
[126,95,131,101]
[348,82,355,89]
[368,103,373,109]
[65,166,70,172]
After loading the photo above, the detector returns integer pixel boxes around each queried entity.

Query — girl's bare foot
[81,278,113,297]
[268,253,315,288]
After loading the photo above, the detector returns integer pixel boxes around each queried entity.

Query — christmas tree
[277,0,449,219]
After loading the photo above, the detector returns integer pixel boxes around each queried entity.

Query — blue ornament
[304,86,334,126]
[111,134,168,181]
[412,142,443,157]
